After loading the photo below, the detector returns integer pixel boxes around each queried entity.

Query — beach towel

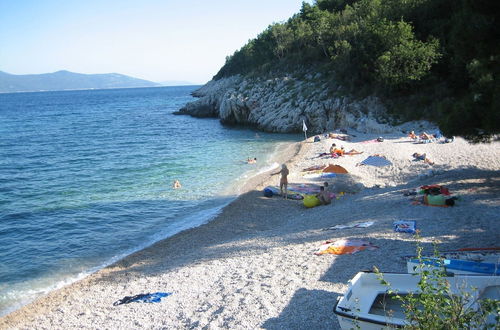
[411,199,449,208]
[303,172,336,179]
[113,292,172,306]
[264,186,303,200]
[292,184,335,196]
[322,164,348,174]
[393,220,417,234]
[314,239,378,255]
[360,156,392,167]
[302,164,326,172]
[324,221,375,230]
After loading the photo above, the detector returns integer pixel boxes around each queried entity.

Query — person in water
[272,164,289,199]
[247,157,257,164]
[172,180,182,189]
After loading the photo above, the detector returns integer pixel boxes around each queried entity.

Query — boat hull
[333,271,500,329]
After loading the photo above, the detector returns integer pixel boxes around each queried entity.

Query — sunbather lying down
[344,149,363,155]
[412,152,434,165]
[420,132,434,140]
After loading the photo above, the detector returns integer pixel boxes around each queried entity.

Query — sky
[0,0,312,84]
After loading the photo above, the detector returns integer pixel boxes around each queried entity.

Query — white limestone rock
[177,73,400,134]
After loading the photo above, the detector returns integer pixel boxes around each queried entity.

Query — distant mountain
[159,80,196,86]
[0,70,161,93]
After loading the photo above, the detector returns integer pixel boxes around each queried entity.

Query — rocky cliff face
[174,73,397,134]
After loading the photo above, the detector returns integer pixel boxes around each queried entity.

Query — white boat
[333,271,500,329]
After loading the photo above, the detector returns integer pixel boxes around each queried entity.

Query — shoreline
[0,138,303,319]
[1,133,499,329]
[0,140,305,322]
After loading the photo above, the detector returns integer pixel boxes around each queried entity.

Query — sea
[0,86,300,316]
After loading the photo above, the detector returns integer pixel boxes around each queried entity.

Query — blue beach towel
[360,156,392,167]
[393,220,416,234]
[113,292,172,306]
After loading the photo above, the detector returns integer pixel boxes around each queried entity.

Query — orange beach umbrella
[322,164,348,174]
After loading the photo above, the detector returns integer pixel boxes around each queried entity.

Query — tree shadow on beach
[261,288,339,330]
[95,167,499,287]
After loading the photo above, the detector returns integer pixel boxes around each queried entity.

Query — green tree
[372,20,441,88]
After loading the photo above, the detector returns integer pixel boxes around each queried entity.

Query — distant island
[0,70,161,93]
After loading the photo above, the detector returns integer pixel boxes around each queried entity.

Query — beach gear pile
[408,184,457,207]
[263,183,337,201]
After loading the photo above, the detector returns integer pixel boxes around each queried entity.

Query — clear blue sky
[0,0,311,84]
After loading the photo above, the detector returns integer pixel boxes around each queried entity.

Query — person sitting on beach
[316,186,331,205]
[272,164,289,199]
[247,157,257,164]
[412,153,434,165]
[172,180,182,189]
[331,146,345,157]
[408,131,417,140]
[420,132,434,140]
[329,143,337,154]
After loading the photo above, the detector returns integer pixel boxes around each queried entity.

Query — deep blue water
[0,86,299,315]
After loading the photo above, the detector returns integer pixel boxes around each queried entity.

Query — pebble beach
[1,131,499,329]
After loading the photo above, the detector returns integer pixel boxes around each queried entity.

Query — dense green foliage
[214,0,499,141]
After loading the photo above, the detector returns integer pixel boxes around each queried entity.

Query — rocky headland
[174,73,412,134]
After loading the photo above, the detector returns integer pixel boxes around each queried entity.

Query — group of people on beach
[315,143,362,159]
[271,163,331,205]
[408,130,454,144]
[405,185,457,207]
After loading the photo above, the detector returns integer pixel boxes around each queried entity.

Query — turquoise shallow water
[0,86,299,315]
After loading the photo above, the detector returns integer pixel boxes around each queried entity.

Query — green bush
[374,238,500,329]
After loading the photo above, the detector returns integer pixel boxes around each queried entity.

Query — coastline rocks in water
[173,76,242,118]
[175,73,397,134]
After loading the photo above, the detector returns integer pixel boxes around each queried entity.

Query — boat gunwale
[333,296,405,328]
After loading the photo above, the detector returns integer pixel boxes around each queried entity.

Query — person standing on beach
[272,164,289,199]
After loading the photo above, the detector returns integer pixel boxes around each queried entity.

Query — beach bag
[303,195,320,208]
[263,188,273,198]
[314,136,321,142]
